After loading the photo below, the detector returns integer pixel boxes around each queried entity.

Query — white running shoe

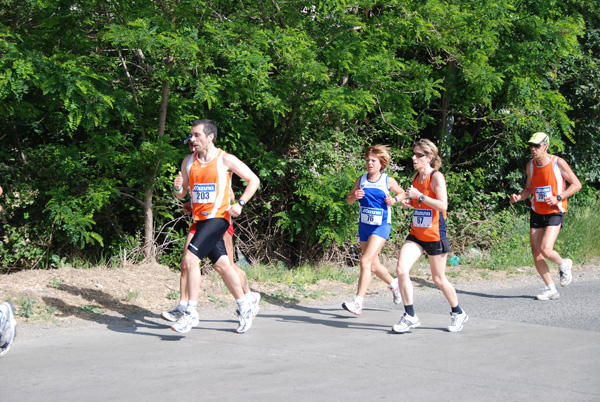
[162,304,185,322]
[390,279,402,305]
[536,288,560,301]
[342,300,362,316]
[559,258,573,287]
[447,311,469,332]
[392,313,420,333]
[250,292,261,318]
[237,308,253,334]
[171,311,199,334]
[0,302,17,358]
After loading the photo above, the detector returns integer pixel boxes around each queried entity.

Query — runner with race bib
[342,145,405,316]
[391,139,468,333]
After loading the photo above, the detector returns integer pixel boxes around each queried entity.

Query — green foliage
[0,0,599,271]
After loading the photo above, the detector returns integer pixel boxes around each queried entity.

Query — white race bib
[412,209,432,228]
[360,207,383,226]
[535,186,552,202]
[192,183,216,204]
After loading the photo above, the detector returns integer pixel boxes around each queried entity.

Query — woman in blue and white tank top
[342,145,406,316]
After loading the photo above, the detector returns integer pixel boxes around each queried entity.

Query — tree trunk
[142,71,172,262]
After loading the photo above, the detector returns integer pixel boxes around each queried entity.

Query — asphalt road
[3,270,600,402]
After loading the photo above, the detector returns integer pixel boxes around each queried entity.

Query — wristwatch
[419,194,426,203]
[238,199,246,207]
[556,195,562,201]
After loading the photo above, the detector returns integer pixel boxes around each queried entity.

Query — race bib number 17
[192,183,216,204]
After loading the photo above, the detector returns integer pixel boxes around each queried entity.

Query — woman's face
[365,153,382,174]
[412,146,431,170]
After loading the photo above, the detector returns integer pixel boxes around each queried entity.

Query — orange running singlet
[186,149,232,222]
[409,170,447,242]
[529,155,567,214]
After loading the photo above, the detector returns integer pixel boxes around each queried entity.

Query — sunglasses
[413,152,427,158]
[529,143,543,149]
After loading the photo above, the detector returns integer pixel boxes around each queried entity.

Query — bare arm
[545,158,582,205]
[385,176,406,206]
[173,154,192,200]
[223,153,260,218]
[346,177,362,205]
[406,172,447,212]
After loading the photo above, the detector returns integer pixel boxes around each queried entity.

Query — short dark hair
[192,119,218,141]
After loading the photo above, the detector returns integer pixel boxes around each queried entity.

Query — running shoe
[390,279,402,305]
[536,288,560,301]
[392,313,420,333]
[0,302,17,358]
[162,304,185,322]
[447,311,469,332]
[171,310,199,334]
[236,308,253,334]
[236,292,262,318]
[342,300,362,316]
[559,258,573,287]
[250,292,261,318]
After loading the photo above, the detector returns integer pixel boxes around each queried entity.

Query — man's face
[190,124,212,152]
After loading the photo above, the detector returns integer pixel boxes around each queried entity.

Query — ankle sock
[404,304,415,317]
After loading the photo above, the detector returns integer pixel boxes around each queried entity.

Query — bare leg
[395,241,423,306]
[530,226,563,286]
[212,255,245,300]
[356,235,387,298]
[429,253,458,308]
[224,232,250,293]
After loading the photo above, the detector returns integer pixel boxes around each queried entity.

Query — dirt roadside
[2,261,599,340]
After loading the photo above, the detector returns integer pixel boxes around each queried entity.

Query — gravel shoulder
[3,261,599,340]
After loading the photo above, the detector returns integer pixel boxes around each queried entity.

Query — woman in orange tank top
[391,139,468,334]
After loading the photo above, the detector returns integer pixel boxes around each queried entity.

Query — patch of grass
[167,288,180,300]
[207,294,228,307]
[48,276,65,289]
[80,305,105,314]
[17,298,37,320]
[262,291,300,304]
[245,262,356,287]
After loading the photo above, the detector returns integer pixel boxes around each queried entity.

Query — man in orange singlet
[171,119,260,334]
[162,136,259,325]
[510,132,581,300]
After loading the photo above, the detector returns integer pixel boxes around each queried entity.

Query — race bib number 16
[192,183,216,204]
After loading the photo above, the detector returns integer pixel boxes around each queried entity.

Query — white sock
[390,278,399,289]
[547,283,558,292]
[186,301,198,314]
[559,260,567,269]
[237,298,249,313]
[354,296,364,306]
[178,300,187,309]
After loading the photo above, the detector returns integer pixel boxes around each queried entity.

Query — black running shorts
[530,210,564,229]
[405,234,451,256]
[187,218,230,264]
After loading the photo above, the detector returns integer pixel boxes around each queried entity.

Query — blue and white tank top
[358,173,391,226]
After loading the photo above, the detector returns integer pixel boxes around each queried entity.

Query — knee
[539,245,554,258]
[396,265,410,281]
[432,274,446,288]
[360,256,373,272]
